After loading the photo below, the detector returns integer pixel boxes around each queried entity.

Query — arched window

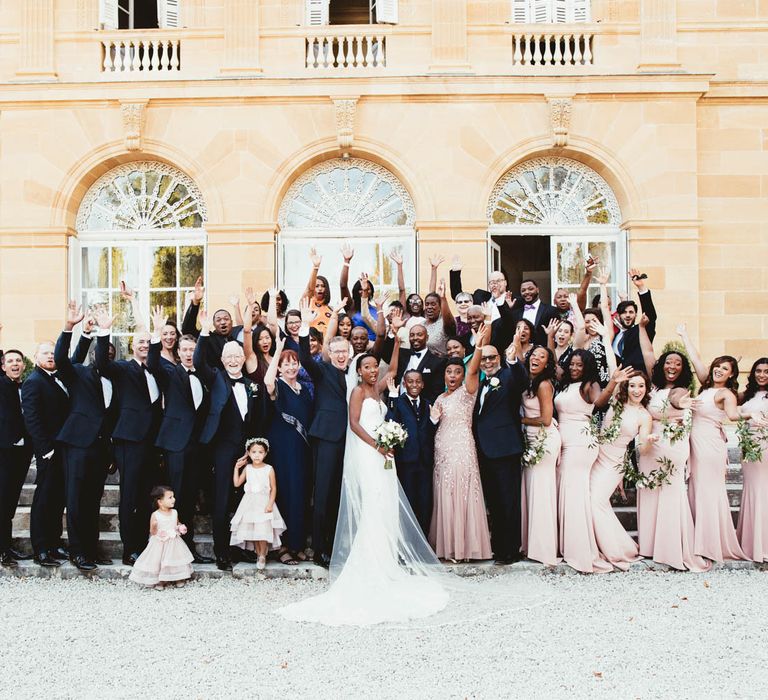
[74,161,207,355]
[278,158,416,305]
[487,157,623,304]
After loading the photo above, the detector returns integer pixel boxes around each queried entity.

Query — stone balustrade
[305,31,387,70]
[512,30,594,66]
[101,36,182,74]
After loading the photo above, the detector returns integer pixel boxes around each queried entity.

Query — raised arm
[297,298,322,383]
[543,317,559,354]
[120,281,146,333]
[638,313,656,379]
[232,454,248,488]
[428,254,444,295]
[676,323,708,384]
[370,294,389,359]
[192,308,217,387]
[263,334,286,398]
[576,256,597,312]
[181,276,204,336]
[389,250,407,307]
[593,366,633,409]
[241,302,259,374]
[340,242,354,315]
[569,293,589,349]
[304,247,322,300]
[437,279,457,336]
[265,288,280,339]
[449,256,464,301]
[148,305,171,390]
[93,307,118,379]
[465,321,489,395]
[358,274,376,332]
[376,333,400,394]
[230,294,243,327]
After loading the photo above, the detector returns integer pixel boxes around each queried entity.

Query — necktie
[524,304,535,310]
[411,398,419,414]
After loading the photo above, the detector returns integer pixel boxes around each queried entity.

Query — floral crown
[245,437,270,451]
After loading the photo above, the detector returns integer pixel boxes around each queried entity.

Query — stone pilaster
[16,0,57,79]
[221,0,262,74]
[637,0,681,72]
[429,0,471,73]
[77,0,99,30]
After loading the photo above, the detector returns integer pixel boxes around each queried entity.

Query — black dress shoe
[191,552,215,564]
[1,551,18,567]
[7,547,32,560]
[71,556,97,571]
[216,558,233,572]
[494,555,514,565]
[313,553,331,569]
[49,547,69,561]
[34,552,61,568]
[93,558,113,566]
[122,552,139,566]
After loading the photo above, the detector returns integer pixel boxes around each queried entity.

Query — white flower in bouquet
[374,420,409,470]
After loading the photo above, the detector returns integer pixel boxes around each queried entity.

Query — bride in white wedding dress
[278,342,549,627]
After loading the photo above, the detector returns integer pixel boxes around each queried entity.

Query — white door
[306,0,330,25]
[99,0,118,29]
[375,0,399,24]
[488,238,502,277]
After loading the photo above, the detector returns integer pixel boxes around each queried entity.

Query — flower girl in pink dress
[230,438,286,570]
[129,486,194,589]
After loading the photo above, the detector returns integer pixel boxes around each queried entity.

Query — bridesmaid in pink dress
[679,326,749,562]
[554,349,614,573]
[429,331,492,562]
[590,372,652,571]
[520,346,560,566]
[635,318,710,571]
[737,358,768,561]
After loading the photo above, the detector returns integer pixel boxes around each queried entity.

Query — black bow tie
[229,376,246,386]
[186,369,197,376]
[411,349,424,357]
[50,371,61,380]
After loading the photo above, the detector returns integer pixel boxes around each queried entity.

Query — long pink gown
[737,391,768,562]
[688,388,746,562]
[554,383,611,573]
[637,389,710,571]
[589,405,641,571]
[521,392,561,566]
[429,385,492,561]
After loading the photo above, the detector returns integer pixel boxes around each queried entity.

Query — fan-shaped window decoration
[487,157,620,227]
[76,162,207,231]
[278,158,415,229]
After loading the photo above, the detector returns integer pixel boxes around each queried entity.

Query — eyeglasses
[330,349,348,355]
[480,355,499,363]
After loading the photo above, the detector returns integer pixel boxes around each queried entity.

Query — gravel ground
[1,569,766,699]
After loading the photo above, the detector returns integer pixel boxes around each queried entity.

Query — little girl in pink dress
[129,486,194,588]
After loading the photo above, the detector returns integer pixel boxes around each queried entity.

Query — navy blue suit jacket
[298,333,347,443]
[95,335,161,442]
[54,331,114,448]
[382,337,446,404]
[148,341,209,452]
[472,362,527,459]
[21,367,70,460]
[194,335,265,446]
[385,394,435,467]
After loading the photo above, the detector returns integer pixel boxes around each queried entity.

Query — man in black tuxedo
[297,300,350,569]
[449,258,509,321]
[181,277,242,368]
[612,268,657,372]
[148,307,214,564]
[459,300,518,357]
[385,370,435,535]
[94,310,163,566]
[22,341,71,568]
[472,326,527,564]
[195,309,266,571]
[0,338,33,567]
[511,279,560,347]
[54,303,116,571]
[383,324,446,404]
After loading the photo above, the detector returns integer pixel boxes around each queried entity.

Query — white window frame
[100,0,180,30]
[511,0,591,23]
[306,0,399,25]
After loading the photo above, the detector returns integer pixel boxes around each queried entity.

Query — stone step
[12,507,213,535]
[11,530,216,559]
[24,464,120,486]
[17,484,122,507]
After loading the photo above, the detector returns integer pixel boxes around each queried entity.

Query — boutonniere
[246,382,258,398]
[488,377,501,392]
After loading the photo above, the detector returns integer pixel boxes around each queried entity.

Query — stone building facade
[0,0,766,363]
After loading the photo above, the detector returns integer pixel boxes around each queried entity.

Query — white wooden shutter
[511,0,530,23]
[376,0,398,24]
[99,0,118,29]
[306,0,329,25]
[531,0,552,23]
[553,0,568,23]
[571,0,590,22]
[158,0,180,28]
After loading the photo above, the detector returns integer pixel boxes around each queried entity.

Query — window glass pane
[111,291,135,333]
[555,241,584,286]
[179,246,204,287]
[81,247,109,288]
[150,291,178,324]
[150,246,177,288]
[82,289,109,314]
[111,247,140,290]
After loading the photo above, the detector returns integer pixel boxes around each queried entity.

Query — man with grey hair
[449,256,509,322]
[21,339,71,567]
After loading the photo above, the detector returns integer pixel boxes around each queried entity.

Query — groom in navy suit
[472,327,527,564]
[385,370,435,535]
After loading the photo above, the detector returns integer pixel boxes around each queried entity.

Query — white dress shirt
[231,378,248,419]
[522,298,541,325]
[100,376,113,409]
[187,369,203,410]
[42,368,68,396]
[133,358,160,403]
[14,383,24,446]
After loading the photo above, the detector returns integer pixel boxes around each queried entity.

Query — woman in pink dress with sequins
[737,358,768,562]
[679,326,754,562]
[428,326,491,562]
[554,349,615,573]
[520,346,560,566]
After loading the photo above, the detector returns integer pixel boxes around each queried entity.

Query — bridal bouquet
[374,420,409,470]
